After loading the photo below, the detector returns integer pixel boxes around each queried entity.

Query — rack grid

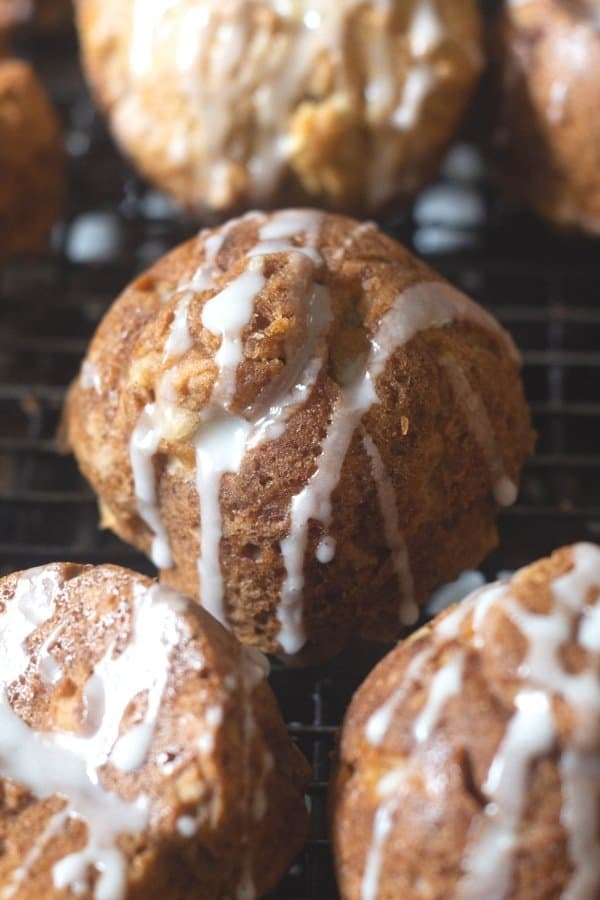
[1,25,599,900]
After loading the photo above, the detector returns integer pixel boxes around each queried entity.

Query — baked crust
[75,0,482,217]
[0,59,63,262]
[65,210,534,659]
[332,543,600,899]
[492,0,600,234]
[0,562,310,899]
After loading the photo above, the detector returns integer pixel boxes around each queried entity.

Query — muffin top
[77,0,482,213]
[0,563,307,899]
[338,543,600,899]
[67,209,525,654]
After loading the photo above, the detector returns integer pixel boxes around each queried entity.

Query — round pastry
[492,0,600,235]
[0,58,63,263]
[0,0,72,39]
[0,562,310,899]
[65,209,534,659]
[75,0,482,218]
[332,542,600,899]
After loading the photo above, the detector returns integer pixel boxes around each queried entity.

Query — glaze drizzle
[361,543,600,900]
[124,209,517,653]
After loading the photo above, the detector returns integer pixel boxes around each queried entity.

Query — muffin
[0,58,63,263]
[0,562,310,899]
[332,543,600,899]
[64,209,534,659]
[492,0,600,235]
[75,0,482,218]
[0,0,71,39]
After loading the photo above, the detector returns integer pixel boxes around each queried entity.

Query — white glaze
[458,690,556,900]
[362,430,416,622]
[129,403,174,569]
[0,570,267,900]
[364,599,467,747]
[438,353,517,507]
[117,0,476,211]
[277,279,513,654]
[126,208,515,655]
[360,773,403,900]
[1,809,70,900]
[0,573,192,900]
[362,544,600,900]
[412,651,463,744]
[164,290,194,360]
[80,359,102,394]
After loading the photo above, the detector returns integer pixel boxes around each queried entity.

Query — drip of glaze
[362,548,600,900]
[364,599,469,746]
[360,772,405,900]
[456,543,600,899]
[277,280,513,654]
[0,566,63,680]
[129,403,174,569]
[127,217,243,568]
[0,576,195,900]
[37,625,64,686]
[438,354,518,507]
[120,1,473,212]
[458,690,556,900]
[80,359,102,394]
[391,0,442,130]
[194,210,326,628]
[412,651,463,745]
[164,291,194,360]
[362,430,417,623]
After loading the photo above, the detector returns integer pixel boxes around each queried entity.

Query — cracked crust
[75,0,482,217]
[64,211,534,659]
[0,562,310,899]
[332,545,598,899]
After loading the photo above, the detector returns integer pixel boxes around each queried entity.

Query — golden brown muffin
[0,562,310,899]
[75,0,482,218]
[0,0,71,39]
[332,543,600,900]
[64,209,534,660]
[492,0,600,235]
[0,59,63,263]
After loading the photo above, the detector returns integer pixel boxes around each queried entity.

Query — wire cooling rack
[1,23,600,900]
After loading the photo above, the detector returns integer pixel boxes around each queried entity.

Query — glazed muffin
[492,0,600,235]
[75,0,482,218]
[0,562,310,899]
[332,543,600,899]
[64,209,534,659]
[0,59,63,263]
[0,0,71,39]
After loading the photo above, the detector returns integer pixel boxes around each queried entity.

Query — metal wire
[1,28,600,900]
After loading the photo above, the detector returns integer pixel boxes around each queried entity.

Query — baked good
[0,562,310,898]
[75,0,482,218]
[492,0,600,235]
[332,543,600,899]
[0,59,63,263]
[0,0,71,39]
[64,209,534,660]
